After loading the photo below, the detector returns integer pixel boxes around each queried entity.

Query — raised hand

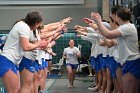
[74,25,87,31]
[37,39,48,49]
[82,17,94,24]
[56,23,66,32]
[76,29,87,36]
[91,12,102,23]
[75,25,82,29]
[61,17,73,24]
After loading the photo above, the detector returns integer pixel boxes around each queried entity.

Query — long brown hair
[12,11,42,29]
[25,11,42,27]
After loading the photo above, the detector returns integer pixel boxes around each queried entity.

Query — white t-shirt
[81,28,100,57]
[87,27,97,33]
[49,54,52,59]
[24,30,39,61]
[63,47,80,64]
[81,35,96,57]
[45,52,52,60]
[1,21,30,65]
[108,43,120,63]
[36,50,46,65]
[100,46,108,57]
[113,45,119,60]
[117,23,140,65]
[96,33,108,57]
[45,52,50,60]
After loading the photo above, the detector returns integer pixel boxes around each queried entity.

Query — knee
[7,86,20,93]
[21,79,33,88]
[68,71,73,75]
[26,80,33,87]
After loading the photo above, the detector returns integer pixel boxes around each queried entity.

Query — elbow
[22,46,32,51]
[104,35,113,39]
[22,47,30,51]
[103,33,116,39]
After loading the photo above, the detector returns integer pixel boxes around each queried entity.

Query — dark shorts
[106,55,110,68]
[90,56,95,69]
[115,62,121,71]
[19,56,35,73]
[0,55,19,77]
[35,60,44,71]
[100,56,108,70]
[42,58,48,68]
[66,63,78,69]
[34,60,40,72]
[94,54,101,72]
[122,58,140,79]
[109,57,116,78]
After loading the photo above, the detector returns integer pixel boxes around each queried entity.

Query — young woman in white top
[19,28,44,93]
[109,6,123,93]
[75,25,104,91]
[91,8,140,93]
[0,11,48,93]
[38,42,56,93]
[63,39,81,88]
[76,22,111,92]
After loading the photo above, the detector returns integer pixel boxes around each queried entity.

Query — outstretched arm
[90,12,122,39]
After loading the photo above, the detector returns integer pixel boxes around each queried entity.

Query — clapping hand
[91,12,102,23]
[61,17,73,24]
[37,39,49,50]
[82,17,94,24]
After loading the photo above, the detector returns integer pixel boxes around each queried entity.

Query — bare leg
[106,68,112,93]
[93,70,102,91]
[33,71,42,93]
[2,69,20,93]
[48,61,52,73]
[100,69,107,93]
[113,78,119,93]
[66,66,73,88]
[71,69,77,87]
[116,68,123,93]
[95,72,98,85]
[122,72,139,93]
[19,68,34,93]
[39,68,49,92]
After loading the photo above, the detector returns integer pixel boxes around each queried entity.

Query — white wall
[0,0,102,30]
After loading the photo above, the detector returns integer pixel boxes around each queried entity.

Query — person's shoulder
[120,23,136,31]
[16,21,30,30]
[64,47,68,50]
[16,21,26,26]
[74,46,79,49]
